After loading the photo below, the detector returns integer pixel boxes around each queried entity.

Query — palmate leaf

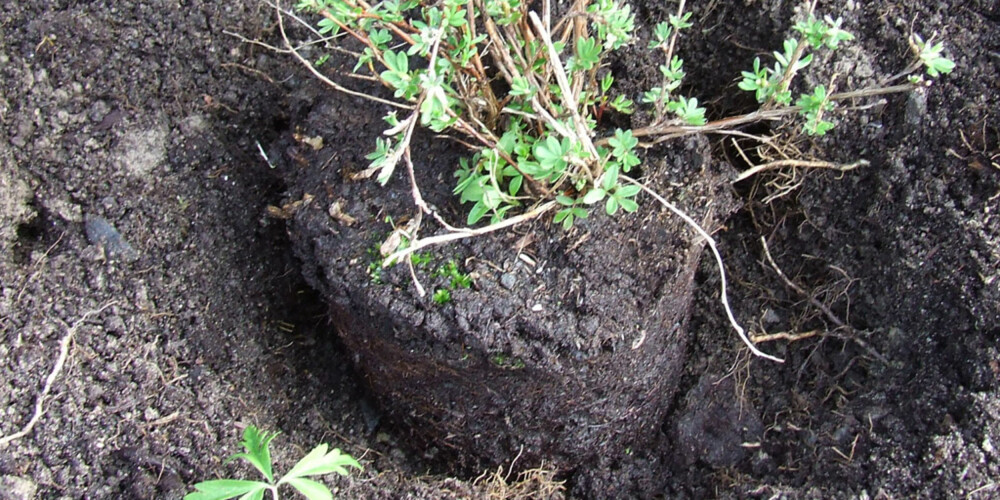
[280,444,364,481]
[183,479,269,500]
[225,426,279,483]
[284,477,335,500]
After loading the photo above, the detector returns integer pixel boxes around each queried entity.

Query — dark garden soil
[0,0,998,499]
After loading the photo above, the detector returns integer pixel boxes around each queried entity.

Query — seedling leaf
[183,480,269,500]
[284,477,335,500]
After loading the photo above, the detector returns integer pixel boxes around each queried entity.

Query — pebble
[84,213,139,262]
[500,273,516,290]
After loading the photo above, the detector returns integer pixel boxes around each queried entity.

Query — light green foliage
[736,12,955,136]
[410,252,433,267]
[554,195,589,229]
[795,85,835,136]
[296,0,641,231]
[666,96,707,126]
[793,15,854,50]
[668,11,693,31]
[432,288,452,304]
[435,260,473,289]
[185,425,361,500]
[294,0,957,246]
[569,37,601,72]
[643,7,701,122]
[912,34,956,79]
[582,164,641,215]
[607,129,640,172]
[737,13,854,134]
[429,260,471,304]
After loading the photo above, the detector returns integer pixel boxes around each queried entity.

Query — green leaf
[649,22,672,49]
[582,188,606,204]
[468,201,489,224]
[616,184,640,198]
[738,57,773,103]
[365,138,398,186]
[554,208,574,229]
[284,477,334,500]
[316,17,340,36]
[820,15,854,49]
[602,165,619,190]
[641,88,661,104]
[508,174,523,196]
[795,85,836,135]
[184,480,269,500]
[605,195,620,215]
[666,96,706,126]
[369,28,392,50]
[240,490,266,500]
[668,11,693,31]
[609,94,634,114]
[570,37,601,72]
[532,136,570,179]
[556,195,576,206]
[619,197,639,212]
[915,35,956,78]
[383,50,408,75]
[509,76,535,97]
[225,426,278,483]
[282,444,363,480]
[608,129,637,158]
[600,73,614,93]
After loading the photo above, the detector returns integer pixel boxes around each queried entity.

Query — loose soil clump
[283,85,738,470]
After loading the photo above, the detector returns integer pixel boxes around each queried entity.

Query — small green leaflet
[185,479,268,500]
[226,426,279,483]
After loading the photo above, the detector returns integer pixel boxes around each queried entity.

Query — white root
[0,302,119,447]
[623,175,784,363]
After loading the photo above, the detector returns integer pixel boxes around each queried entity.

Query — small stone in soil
[500,273,516,289]
[84,213,139,262]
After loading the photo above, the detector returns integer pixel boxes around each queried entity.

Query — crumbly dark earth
[0,1,997,499]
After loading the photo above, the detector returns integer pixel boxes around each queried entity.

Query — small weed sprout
[908,33,957,82]
[186,425,362,500]
[432,288,452,304]
[430,259,471,304]
[280,0,956,360]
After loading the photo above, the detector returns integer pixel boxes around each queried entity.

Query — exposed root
[0,301,119,447]
[474,457,565,500]
[759,237,888,364]
[624,175,784,363]
[733,158,868,184]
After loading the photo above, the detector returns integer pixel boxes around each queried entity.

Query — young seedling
[432,288,452,304]
[185,425,362,500]
[908,33,957,82]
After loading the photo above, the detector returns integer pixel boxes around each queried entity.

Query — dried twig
[382,201,557,266]
[750,329,821,344]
